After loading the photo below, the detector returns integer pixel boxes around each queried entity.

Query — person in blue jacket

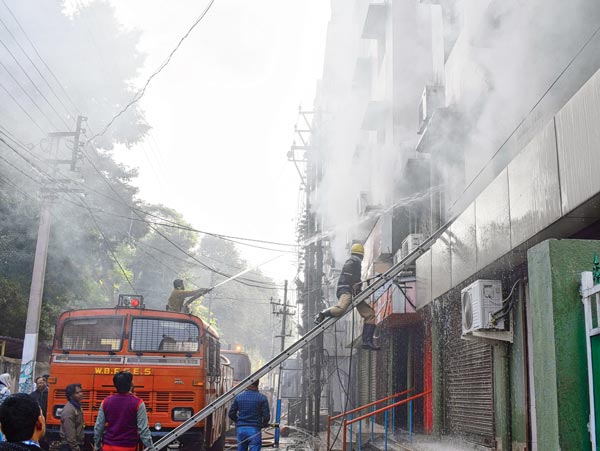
[228,380,270,451]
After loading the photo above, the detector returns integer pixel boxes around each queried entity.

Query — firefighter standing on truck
[314,243,380,350]
[167,279,210,312]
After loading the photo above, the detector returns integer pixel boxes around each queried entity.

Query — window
[130,319,199,353]
[206,337,221,378]
[60,317,124,351]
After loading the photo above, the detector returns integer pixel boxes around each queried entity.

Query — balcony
[373,276,420,327]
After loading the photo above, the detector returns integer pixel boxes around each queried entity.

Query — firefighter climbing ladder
[150,220,454,451]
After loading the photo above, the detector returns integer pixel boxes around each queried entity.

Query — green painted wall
[488,278,528,450]
[528,239,594,451]
[510,285,527,449]
[493,343,511,450]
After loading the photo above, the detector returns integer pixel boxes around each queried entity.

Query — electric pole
[270,281,294,446]
[19,116,87,393]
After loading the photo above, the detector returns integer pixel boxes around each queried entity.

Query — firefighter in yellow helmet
[314,243,380,350]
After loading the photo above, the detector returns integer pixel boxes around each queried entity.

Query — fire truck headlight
[172,408,193,421]
[154,423,162,431]
[54,405,64,418]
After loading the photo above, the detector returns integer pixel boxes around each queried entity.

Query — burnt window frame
[59,316,125,352]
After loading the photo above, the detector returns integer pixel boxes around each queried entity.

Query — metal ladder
[151,220,452,451]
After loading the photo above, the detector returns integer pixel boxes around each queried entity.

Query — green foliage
[0,1,285,368]
[0,276,28,339]
[0,0,150,340]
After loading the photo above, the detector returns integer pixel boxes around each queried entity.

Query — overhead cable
[0,0,83,116]
[0,34,71,128]
[86,0,216,145]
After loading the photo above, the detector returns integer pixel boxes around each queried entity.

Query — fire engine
[220,350,251,386]
[45,294,232,451]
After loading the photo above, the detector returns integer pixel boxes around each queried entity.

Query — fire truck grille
[54,389,91,410]
[154,391,195,413]
[93,390,112,409]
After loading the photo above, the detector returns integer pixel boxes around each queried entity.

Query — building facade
[308,0,600,449]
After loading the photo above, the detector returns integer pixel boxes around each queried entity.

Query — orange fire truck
[45,295,232,451]
[220,350,251,386]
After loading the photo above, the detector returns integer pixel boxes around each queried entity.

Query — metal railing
[341,390,432,451]
[327,388,412,449]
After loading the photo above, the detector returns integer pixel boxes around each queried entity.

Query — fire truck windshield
[130,318,199,352]
[60,317,124,351]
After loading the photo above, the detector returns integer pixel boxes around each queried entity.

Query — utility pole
[270,281,294,446]
[271,281,295,398]
[19,116,87,393]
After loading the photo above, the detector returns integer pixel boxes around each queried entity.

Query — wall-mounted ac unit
[401,234,424,259]
[418,85,444,134]
[461,280,504,335]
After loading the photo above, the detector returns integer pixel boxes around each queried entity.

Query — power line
[0,58,59,130]
[0,12,75,120]
[0,124,43,162]
[51,161,297,251]
[76,196,136,292]
[0,172,38,202]
[0,153,40,184]
[134,239,283,289]
[0,79,46,134]
[126,207,296,247]
[0,136,55,183]
[0,34,71,128]
[80,147,283,289]
[0,0,83,116]
[86,0,216,145]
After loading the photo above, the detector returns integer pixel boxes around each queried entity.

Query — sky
[95,0,330,285]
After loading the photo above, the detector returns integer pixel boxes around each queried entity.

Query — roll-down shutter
[442,298,495,447]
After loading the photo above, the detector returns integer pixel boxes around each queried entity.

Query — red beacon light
[117,294,145,309]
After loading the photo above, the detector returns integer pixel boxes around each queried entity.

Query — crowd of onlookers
[0,371,271,451]
[0,371,155,451]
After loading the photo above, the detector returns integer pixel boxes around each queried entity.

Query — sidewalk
[371,433,494,451]
[318,423,494,451]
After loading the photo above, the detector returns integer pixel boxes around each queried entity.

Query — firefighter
[314,243,380,350]
[166,279,210,313]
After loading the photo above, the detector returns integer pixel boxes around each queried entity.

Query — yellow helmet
[351,243,364,256]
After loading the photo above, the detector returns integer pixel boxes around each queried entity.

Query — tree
[127,204,198,309]
[0,0,150,339]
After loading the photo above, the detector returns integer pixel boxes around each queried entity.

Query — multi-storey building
[309,0,600,449]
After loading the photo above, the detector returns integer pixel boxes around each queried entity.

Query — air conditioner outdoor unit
[401,234,424,259]
[461,280,504,335]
